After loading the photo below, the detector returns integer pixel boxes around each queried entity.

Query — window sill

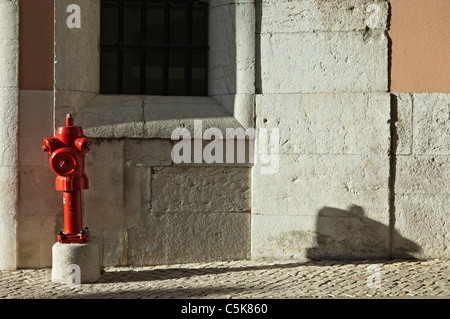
[75,94,245,139]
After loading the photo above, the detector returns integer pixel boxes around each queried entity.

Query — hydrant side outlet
[43,114,92,244]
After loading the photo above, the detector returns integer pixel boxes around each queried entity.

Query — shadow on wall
[306,206,420,260]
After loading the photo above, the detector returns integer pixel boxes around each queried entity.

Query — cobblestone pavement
[0,259,448,299]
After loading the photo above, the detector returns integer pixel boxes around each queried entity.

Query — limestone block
[256,93,391,155]
[393,194,449,259]
[102,229,126,267]
[252,154,390,219]
[251,214,316,261]
[76,95,144,138]
[257,0,388,33]
[412,93,450,155]
[394,155,449,259]
[0,166,19,270]
[0,88,18,168]
[0,166,18,214]
[19,167,61,215]
[17,213,57,268]
[0,39,18,87]
[55,90,98,127]
[54,0,100,92]
[124,139,173,167]
[210,0,254,9]
[84,139,124,231]
[259,31,388,93]
[127,212,250,266]
[396,156,449,196]
[123,165,152,228]
[209,3,255,96]
[0,0,18,40]
[152,166,251,214]
[251,211,390,261]
[0,208,16,270]
[394,93,413,155]
[212,93,255,129]
[143,96,243,138]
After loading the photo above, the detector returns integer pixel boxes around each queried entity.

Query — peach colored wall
[389,0,450,93]
[19,0,54,90]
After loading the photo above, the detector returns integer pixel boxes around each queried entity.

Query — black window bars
[100,0,209,96]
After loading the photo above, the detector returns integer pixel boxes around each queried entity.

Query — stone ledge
[75,95,245,139]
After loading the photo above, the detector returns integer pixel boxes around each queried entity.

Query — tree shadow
[306,205,420,261]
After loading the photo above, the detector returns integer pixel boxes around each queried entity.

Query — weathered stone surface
[209,2,255,96]
[76,95,245,139]
[0,0,18,40]
[84,139,124,231]
[152,166,251,214]
[259,31,388,93]
[393,155,449,259]
[412,93,450,155]
[55,90,97,127]
[256,93,391,155]
[210,0,254,9]
[127,212,250,266]
[54,0,100,92]
[16,212,57,268]
[396,155,449,196]
[257,0,388,33]
[0,39,18,87]
[76,95,144,138]
[251,214,315,261]
[0,168,17,245]
[124,139,173,167]
[0,167,18,214]
[19,167,61,215]
[252,211,390,261]
[394,93,413,155]
[252,154,390,219]
[394,194,449,259]
[0,88,18,167]
[144,94,243,138]
[102,228,127,267]
[0,0,18,270]
[123,165,152,228]
[212,93,255,129]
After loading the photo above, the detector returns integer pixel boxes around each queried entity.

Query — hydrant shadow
[306,205,421,260]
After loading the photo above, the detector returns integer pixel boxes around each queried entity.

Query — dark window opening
[100,0,209,96]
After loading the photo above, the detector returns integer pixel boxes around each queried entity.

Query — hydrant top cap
[66,114,74,126]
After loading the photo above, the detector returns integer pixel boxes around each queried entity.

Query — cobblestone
[0,259,448,299]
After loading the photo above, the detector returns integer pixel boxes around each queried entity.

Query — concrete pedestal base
[52,241,101,284]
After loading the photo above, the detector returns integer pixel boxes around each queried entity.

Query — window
[100,0,209,96]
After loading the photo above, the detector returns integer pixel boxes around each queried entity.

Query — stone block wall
[392,93,449,259]
[252,0,449,261]
[0,0,19,270]
[251,0,394,260]
[84,138,252,267]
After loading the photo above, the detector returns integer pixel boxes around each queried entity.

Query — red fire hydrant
[43,114,92,243]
